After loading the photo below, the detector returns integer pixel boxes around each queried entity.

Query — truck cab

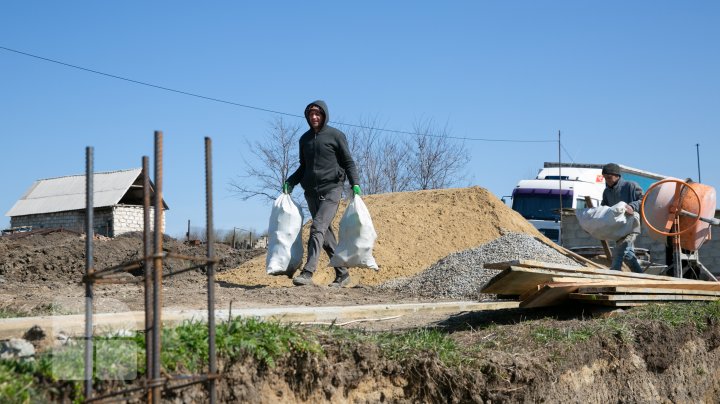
[511,167,604,243]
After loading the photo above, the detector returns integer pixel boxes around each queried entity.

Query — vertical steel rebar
[84,146,95,400]
[205,137,217,403]
[152,131,164,403]
[142,156,153,402]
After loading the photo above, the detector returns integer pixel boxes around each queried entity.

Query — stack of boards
[481,260,720,308]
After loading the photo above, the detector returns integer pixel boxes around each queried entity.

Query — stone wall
[561,210,720,275]
[111,205,164,236]
[10,205,165,237]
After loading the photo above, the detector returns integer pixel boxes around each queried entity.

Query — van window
[512,194,572,221]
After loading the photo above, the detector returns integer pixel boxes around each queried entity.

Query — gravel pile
[378,232,582,300]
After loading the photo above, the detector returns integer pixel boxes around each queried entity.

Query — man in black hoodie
[284,100,361,287]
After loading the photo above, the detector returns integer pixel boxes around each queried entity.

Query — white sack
[266,193,304,276]
[329,195,379,270]
[576,201,641,241]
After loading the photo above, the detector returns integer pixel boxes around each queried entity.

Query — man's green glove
[282,182,293,194]
[352,185,362,196]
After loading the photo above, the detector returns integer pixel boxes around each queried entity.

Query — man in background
[601,163,644,273]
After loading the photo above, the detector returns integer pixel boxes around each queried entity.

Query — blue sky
[2,2,718,237]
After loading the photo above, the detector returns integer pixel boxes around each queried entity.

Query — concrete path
[0,301,519,339]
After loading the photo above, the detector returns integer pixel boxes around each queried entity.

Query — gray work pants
[303,187,348,278]
[611,233,644,273]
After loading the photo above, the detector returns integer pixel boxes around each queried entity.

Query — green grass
[0,317,322,403]
[0,306,36,319]
[0,303,75,319]
[157,317,322,371]
[629,301,720,331]
[0,360,44,403]
[321,326,466,367]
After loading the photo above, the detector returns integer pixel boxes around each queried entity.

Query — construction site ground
[2,187,720,402]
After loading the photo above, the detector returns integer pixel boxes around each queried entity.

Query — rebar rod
[205,136,217,403]
[142,155,153,403]
[152,131,164,403]
[84,146,95,400]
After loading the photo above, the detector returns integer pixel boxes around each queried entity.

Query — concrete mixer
[641,178,719,281]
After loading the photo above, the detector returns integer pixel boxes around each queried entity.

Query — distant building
[5,168,168,237]
[254,235,268,249]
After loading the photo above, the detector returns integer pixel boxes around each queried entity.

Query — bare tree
[344,117,411,195]
[229,117,302,203]
[382,139,412,192]
[407,118,470,190]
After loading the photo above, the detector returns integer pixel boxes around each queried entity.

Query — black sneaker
[292,270,314,286]
[328,273,351,288]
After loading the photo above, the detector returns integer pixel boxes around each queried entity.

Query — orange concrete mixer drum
[641,178,716,252]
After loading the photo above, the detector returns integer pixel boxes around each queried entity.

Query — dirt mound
[0,230,261,284]
[218,186,544,287]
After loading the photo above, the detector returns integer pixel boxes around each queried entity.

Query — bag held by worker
[329,195,379,270]
[266,193,304,276]
[576,201,641,241]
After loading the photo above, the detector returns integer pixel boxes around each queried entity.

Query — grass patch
[217,316,321,368]
[629,301,720,331]
[322,326,467,367]
[0,317,322,402]
[0,307,29,319]
[0,303,74,319]
[156,317,322,372]
[0,360,45,403]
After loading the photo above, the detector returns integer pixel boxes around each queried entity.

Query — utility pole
[558,130,562,245]
[186,220,191,242]
[696,143,702,183]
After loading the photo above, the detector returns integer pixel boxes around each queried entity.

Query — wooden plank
[580,300,651,307]
[521,283,584,308]
[520,279,720,308]
[485,260,702,283]
[551,276,614,283]
[550,277,677,286]
[579,286,720,296]
[485,260,589,271]
[568,293,720,302]
[519,279,646,308]
[481,266,641,296]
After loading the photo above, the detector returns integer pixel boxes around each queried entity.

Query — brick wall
[10,205,165,237]
[561,210,720,276]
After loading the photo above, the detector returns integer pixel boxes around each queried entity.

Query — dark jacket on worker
[287,100,360,195]
[601,178,643,212]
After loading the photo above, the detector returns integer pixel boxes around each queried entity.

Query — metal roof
[5,168,159,217]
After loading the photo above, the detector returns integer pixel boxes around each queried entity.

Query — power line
[560,143,576,164]
[1,45,556,143]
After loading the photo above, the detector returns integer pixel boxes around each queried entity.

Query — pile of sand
[218,186,545,287]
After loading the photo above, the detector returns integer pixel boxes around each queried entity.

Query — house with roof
[5,168,168,237]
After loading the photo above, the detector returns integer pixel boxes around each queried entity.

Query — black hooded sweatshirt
[287,100,360,195]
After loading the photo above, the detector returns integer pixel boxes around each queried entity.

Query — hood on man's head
[602,163,621,176]
[305,100,329,129]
